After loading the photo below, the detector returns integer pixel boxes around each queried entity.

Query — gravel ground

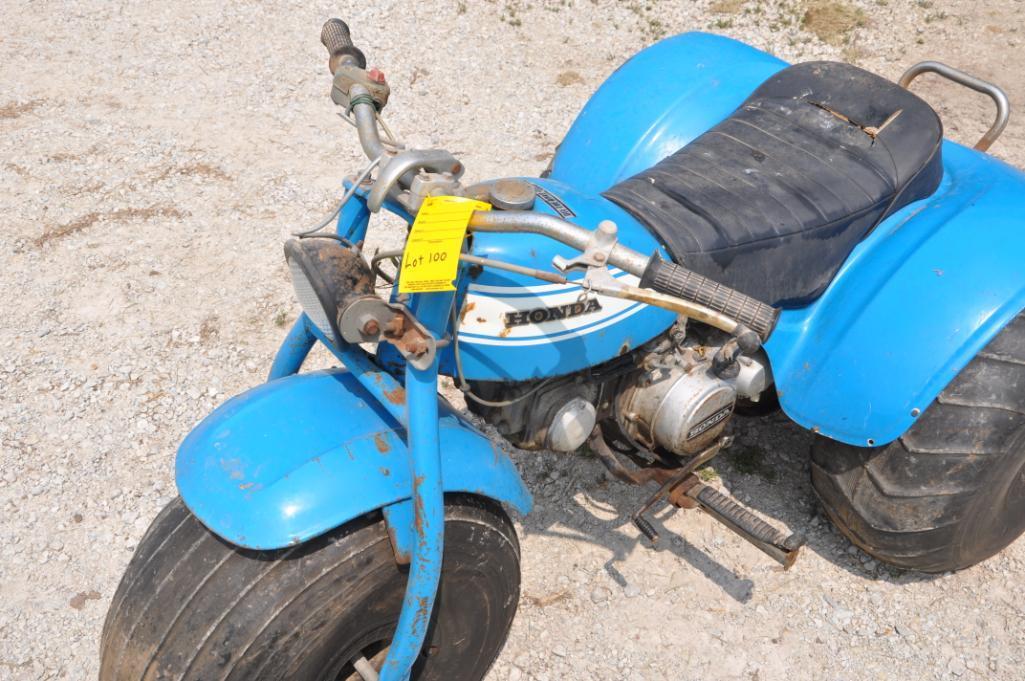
[3,1,1025,679]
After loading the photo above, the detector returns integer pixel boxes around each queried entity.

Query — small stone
[69,590,101,610]
[624,584,641,599]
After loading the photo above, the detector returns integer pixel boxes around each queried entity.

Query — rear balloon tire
[99,494,520,681]
[811,313,1025,573]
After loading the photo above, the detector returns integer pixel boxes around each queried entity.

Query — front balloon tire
[99,494,521,681]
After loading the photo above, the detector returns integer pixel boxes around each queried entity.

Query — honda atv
[100,19,1023,681]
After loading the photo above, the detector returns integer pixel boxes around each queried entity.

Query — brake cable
[293,154,383,238]
[449,303,561,408]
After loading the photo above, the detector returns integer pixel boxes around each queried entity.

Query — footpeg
[591,429,804,569]
[686,483,805,570]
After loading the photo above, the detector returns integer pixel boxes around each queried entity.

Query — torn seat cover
[605,61,944,306]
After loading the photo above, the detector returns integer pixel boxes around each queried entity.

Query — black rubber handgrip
[640,253,779,341]
[321,18,366,72]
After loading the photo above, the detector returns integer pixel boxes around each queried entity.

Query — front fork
[268,195,450,681]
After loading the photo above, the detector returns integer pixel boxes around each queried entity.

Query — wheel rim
[317,623,394,681]
[335,639,390,681]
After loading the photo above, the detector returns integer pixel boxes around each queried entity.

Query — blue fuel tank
[438,178,677,382]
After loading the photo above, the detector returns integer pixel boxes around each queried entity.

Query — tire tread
[100,495,518,681]
[811,311,1025,572]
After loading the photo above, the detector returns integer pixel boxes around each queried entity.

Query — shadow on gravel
[526,496,756,603]
[512,408,937,606]
[514,452,757,604]
[712,411,940,588]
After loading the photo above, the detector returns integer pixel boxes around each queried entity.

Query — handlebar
[467,210,779,341]
[321,19,366,74]
[320,19,393,163]
[312,19,778,342]
[640,254,778,340]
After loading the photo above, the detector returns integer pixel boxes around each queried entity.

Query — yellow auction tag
[397,196,490,294]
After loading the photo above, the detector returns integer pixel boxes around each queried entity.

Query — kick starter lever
[630,436,731,544]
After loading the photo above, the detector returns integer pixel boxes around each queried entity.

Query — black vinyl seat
[604,61,944,307]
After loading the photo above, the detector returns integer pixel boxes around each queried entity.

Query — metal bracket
[331,64,391,110]
[381,499,414,565]
[552,219,619,272]
[366,149,465,213]
[581,264,626,294]
[629,436,731,544]
[339,297,437,370]
[406,171,463,213]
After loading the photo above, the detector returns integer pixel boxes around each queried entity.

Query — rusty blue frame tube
[378,290,452,681]
[271,196,451,678]
[267,314,318,381]
[292,300,452,680]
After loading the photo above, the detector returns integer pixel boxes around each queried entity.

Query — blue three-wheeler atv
[100,18,1025,681]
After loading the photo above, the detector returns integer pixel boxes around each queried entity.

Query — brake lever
[581,266,745,337]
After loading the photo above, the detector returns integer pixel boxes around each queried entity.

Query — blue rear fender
[175,368,531,550]
[767,142,1025,446]
[549,31,787,192]
[550,30,1025,447]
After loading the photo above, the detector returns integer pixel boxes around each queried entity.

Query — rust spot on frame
[414,595,432,632]
[374,432,391,453]
[412,474,427,539]
[383,385,407,405]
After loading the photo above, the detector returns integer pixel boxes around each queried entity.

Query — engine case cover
[467,379,599,452]
[618,365,736,455]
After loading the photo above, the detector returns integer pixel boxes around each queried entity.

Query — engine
[466,324,772,457]
[465,375,602,452]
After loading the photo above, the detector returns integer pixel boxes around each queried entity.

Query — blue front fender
[176,369,532,550]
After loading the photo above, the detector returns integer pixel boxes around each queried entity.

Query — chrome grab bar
[899,60,1010,152]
